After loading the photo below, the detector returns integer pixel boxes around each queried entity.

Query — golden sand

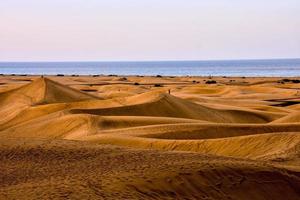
[1,75,300,199]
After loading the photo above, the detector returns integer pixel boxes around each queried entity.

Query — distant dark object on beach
[81,89,98,92]
[281,79,300,83]
[156,75,162,78]
[242,77,246,79]
[169,76,175,78]
[192,80,200,83]
[230,80,235,82]
[119,77,127,81]
[56,74,64,77]
[205,80,217,84]
[134,82,140,86]
[154,84,163,87]
[92,75,100,77]
[222,76,227,78]
[16,79,32,82]
[108,74,118,77]
[20,74,27,76]
[0,74,3,76]
[72,74,79,77]
[11,74,16,76]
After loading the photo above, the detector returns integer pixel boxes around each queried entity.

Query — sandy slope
[0,78,98,125]
[0,75,300,199]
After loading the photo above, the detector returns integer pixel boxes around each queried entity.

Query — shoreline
[1,74,300,78]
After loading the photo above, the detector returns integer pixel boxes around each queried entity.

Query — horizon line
[1,57,300,63]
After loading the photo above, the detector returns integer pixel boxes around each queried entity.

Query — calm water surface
[0,59,300,77]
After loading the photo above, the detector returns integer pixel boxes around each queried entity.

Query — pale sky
[0,0,299,61]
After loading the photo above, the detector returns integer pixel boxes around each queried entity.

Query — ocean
[0,59,300,77]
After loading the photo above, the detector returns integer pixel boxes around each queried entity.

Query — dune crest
[70,91,282,123]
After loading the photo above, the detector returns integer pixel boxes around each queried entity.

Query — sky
[0,0,300,61]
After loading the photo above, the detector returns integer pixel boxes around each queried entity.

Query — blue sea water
[0,59,300,77]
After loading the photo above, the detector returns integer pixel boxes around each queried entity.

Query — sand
[0,75,300,199]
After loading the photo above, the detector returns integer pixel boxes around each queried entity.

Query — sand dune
[85,122,300,139]
[1,138,300,200]
[0,78,98,105]
[272,111,300,123]
[0,75,300,199]
[82,132,300,162]
[0,78,98,124]
[70,92,282,123]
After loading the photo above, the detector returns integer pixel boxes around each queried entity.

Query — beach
[1,74,300,199]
